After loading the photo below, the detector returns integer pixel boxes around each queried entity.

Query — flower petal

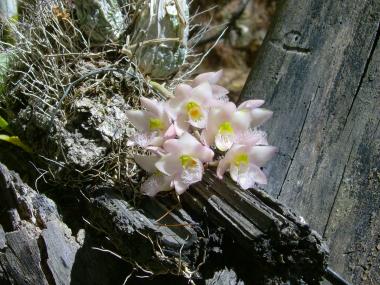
[163,138,182,154]
[155,154,181,176]
[141,174,172,197]
[134,155,159,173]
[140,97,161,116]
[178,132,203,153]
[173,179,190,195]
[130,132,157,147]
[126,110,149,131]
[250,108,273,127]
[193,70,223,86]
[194,144,214,162]
[215,132,235,152]
[237,99,265,111]
[235,130,268,146]
[149,135,165,147]
[231,164,267,189]
[180,158,203,185]
[175,83,193,98]
[191,82,213,103]
[216,157,230,179]
[163,124,176,140]
[248,146,278,167]
[174,115,190,136]
[166,84,192,119]
[200,129,210,146]
[212,85,230,104]
[231,110,251,131]
[188,107,207,129]
[212,85,229,97]
[249,164,268,185]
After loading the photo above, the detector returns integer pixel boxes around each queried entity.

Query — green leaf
[0,115,12,134]
[0,134,32,153]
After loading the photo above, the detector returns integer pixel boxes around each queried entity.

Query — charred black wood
[85,190,207,276]
[181,170,329,284]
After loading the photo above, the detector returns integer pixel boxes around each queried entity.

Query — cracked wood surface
[240,0,380,283]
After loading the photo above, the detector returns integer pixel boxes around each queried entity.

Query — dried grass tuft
[0,0,213,194]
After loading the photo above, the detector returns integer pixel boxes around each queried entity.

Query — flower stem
[149,81,174,99]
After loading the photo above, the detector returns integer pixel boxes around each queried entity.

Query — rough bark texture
[240,0,380,283]
[0,162,207,284]
[184,171,329,284]
[85,191,205,275]
[0,162,80,285]
[0,158,329,284]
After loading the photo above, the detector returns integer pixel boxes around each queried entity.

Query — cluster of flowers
[126,71,277,196]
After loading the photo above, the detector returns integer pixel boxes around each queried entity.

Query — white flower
[134,154,172,197]
[155,132,214,194]
[202,101,273,151]
[166,82,216,135]
[126,97,175,147]
[217,145,277,189]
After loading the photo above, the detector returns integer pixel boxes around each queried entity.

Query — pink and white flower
[134,154,172,197]
[202,101,273,151]
[155,132,214,195]
[126,97,175,147]
[217,145,277,189]
[166,82,215,135]
[130,70,277,196]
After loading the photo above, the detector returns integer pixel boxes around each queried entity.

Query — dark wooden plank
[323,37,380,284]
[239,0,380,283]
[240,0,380,231]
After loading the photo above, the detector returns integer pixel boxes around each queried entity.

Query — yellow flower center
[180,155,198,169]
[186,101,203,121]
[233,153,249,167]
[149,118,164,131]
[218,121,234,134]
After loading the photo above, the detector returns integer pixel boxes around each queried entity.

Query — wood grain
[323,37,380,284]
[240,0,380,283]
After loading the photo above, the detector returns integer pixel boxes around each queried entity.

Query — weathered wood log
[182,171,329,284]
[0,163,131,285]
[85,191,205,276]
[0,162,80,285]
[239,0,380,284]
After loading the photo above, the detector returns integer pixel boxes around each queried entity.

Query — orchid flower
[202,101,273,151]
[191,70,229,103]
[166,82,215,135]
[217,145,277,189]
[155,132,214,195]
[126,97,175,147]
[134,154,172,197]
